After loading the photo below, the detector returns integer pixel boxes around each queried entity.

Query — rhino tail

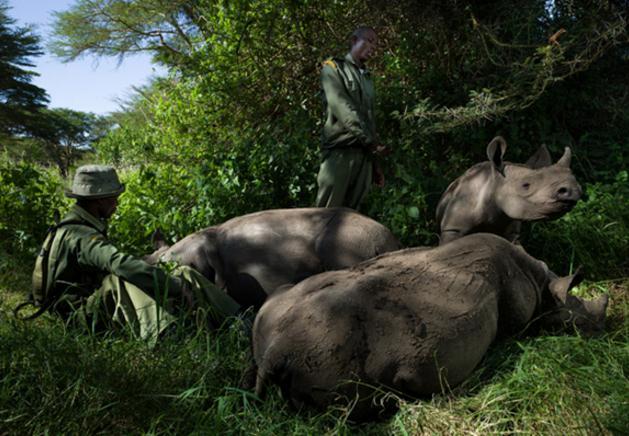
[151,228,170,250]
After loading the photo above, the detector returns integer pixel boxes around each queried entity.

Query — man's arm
[77,234,185,299]
[321,63,375,146]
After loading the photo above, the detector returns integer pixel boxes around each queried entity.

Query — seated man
[23,164,241,343]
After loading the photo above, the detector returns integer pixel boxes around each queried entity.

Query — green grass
[1,254,627,435]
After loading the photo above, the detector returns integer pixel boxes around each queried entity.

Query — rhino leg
[240,361,259,391]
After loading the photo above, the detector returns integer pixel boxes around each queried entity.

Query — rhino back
[314,208,401,269]
[216,208,400,305]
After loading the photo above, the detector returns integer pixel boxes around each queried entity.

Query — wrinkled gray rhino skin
[436,137,582,244]
[145,207,401,309]
[253,233,607,420]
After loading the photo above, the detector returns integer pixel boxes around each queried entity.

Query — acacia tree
[49,0,204,67]
[30,108,102,177]
[0,0,49,137]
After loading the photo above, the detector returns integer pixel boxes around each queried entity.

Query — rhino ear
[525,144,553,169]
[486,136,507,172]
[549,266,584,303]
[151,228,170,250]
[556,147,572,168]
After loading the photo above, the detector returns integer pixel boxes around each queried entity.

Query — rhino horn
[549,266,584,303]
[586,294,609,318]
[525,144,553,169]
[556,147,572,168]
[151,228,170,250]
[486,136,508,172]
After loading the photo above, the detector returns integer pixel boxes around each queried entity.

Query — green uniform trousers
[80,265,240,344]
[316,147,372,210]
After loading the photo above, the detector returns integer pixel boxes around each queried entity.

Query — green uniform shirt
[321,53,377,150]
[43,204,183,309]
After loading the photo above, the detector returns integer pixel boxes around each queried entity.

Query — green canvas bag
[14,218,101,320]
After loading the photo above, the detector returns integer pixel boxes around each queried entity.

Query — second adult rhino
[145,208,401,309]
[252,233,608,420]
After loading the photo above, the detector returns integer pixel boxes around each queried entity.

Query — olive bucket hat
[65,165,125,199]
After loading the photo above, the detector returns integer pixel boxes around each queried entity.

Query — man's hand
[373,162,385,187]
[371,143,392,157]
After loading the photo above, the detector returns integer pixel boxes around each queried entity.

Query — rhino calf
[436,137,582,244]
[145,208,401,309]
[253,233,607,420]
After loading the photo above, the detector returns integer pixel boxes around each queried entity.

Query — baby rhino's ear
[525,144,552,169]
[151,228,170,250]
[486,136,507,172]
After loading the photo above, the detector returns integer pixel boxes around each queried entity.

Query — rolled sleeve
[77,235,184,298]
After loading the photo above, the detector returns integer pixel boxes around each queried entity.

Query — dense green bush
[525,171,629,279]
[99,77,321,254]
[109,134,320,255]
[0,158,69,258]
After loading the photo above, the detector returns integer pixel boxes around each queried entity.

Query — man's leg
[84,275,176,344]
[316,149,353,207]
[346,152,373,210]
[82,269,241,343]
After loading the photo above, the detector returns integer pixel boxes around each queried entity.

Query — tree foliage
[50,0,203,66]
[0,0,48,137]
[51,0,628,131]
[0,2,105,175]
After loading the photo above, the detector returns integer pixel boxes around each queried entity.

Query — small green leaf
[407,206,420,219]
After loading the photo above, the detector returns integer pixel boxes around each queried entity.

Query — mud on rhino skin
[252,233,608,421]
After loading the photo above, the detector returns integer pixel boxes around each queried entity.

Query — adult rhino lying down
[252,233,607,420]
[145,208,400,309]
[437,136,582,244]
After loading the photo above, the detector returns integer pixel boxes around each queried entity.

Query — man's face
[98,196,119,219]
[351,30,378,65]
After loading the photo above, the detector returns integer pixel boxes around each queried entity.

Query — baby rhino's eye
[522,182,531,190]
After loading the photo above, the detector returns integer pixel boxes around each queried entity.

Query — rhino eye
[522,182,531,190]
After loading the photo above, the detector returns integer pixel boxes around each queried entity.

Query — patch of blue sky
[8,0,166,115]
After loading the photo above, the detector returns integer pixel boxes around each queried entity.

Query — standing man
[315,26,389,209]
[21,164,241,343]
